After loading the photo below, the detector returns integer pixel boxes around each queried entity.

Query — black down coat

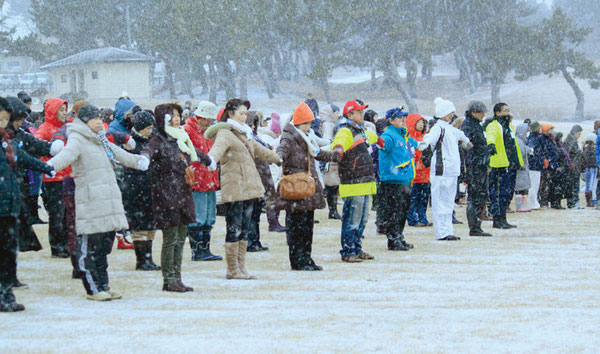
[122,130,156,231]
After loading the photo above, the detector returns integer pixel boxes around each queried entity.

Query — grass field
[1,198,599,353]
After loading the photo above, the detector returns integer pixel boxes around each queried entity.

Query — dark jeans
[0,217,18,290]
[248,198,264,248]
[161,224,187,282]
[407,183,430,225]
[340,195,370,258]
[467,169,488,230]
[76,232,115,295]
[224,200,254,243]
[488,168,517,217]
[64,194,77,254]
[285,210,315,269]
[379,183,411,240]
[42,181,67,254]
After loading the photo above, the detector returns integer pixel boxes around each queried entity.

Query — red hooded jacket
[183,116,219,192]
[406,113,430,184]
[35,98,72,182]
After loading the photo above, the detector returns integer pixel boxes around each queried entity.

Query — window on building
[61,74,67,83]
[92,71,98,79]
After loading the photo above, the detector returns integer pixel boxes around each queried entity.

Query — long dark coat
[275,123,340,212]
[144,133,203,229]
[123,131,156,231]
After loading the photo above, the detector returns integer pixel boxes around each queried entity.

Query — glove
[44,162,56,178]
[207,156,217,171]
[544,159,549,169]
[461,141,473,150]
[50,140,64,156]
[487,144,497,156]
[124,137,136,151]
[417,141,428,151]
[137,155,150,171]
[333,151,342,162]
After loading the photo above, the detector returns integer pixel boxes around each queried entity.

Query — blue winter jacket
[378,125,417,185]
[108,98,136,134]
[527,133,545,171]
[595,128,600,166]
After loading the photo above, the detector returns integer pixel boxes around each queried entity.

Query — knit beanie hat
[270,112,281,133]
[529,120,541,133]
[292,102,314,125]
[17,91,32,104]
[541,123,554,133]
[434,97,456,118]
[385,107,407,120]
[585,132,597,143]
[133,111,155,131]
[78,104,102,123]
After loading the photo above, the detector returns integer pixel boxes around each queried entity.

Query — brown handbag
[279,151,316,200]
[181,153,195,186]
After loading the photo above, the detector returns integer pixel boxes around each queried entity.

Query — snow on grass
[1,202,599,352]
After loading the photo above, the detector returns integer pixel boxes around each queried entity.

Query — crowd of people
[1,90,598,312]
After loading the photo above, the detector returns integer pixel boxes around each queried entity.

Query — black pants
[467,168,488,230]
[285,210,314,269]
[566,171,580,208]
[224,200,254,243]
[76,232,115,295]
[248,198,264,248]
[42,181,67,254]
[379,183,411,240]
[0,217,18,290]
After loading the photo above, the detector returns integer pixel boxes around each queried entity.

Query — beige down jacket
[205,122,281,203]
[49,119,142,235]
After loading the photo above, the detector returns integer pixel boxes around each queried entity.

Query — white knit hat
[434,97,456,118]
[194,101,217,120]
[585,132,597,143]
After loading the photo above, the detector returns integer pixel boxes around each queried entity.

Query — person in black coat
[563,125,583,208]
[461,101,493,237]
[0,97,54,312]
[538,124,560,208]
[5,97,57,287]
[123,111,160,271]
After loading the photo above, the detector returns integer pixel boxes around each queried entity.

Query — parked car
[0,74,20,90]
[20,73,35,89]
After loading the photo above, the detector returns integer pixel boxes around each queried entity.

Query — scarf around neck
[228,119,253,140]
[97,129,120,167]
[165,125,198,162]
[293,125,321,157]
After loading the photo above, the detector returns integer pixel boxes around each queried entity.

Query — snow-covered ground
[2,200,599,352]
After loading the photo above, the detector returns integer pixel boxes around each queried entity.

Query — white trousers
[528,170,541,209]
[431,175,457,240]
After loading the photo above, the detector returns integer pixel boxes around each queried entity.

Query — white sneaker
[107,290,122,300]
[86,291,112,301]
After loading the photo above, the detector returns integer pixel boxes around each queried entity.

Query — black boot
[387,234,410,251]
[143,241,161,270]
[493,216,511,229]
[469,227,492,236]
[199,226,222,261]
[135,241,160,270]
[70,255,81,279]
[267,209,286,232]
[0,286,25,312]
[27,195,46,224]
[502,216,516,229]
[327,193,341,220]
[190,226,222,261]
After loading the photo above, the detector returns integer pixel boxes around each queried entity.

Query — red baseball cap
[343,100,368,116]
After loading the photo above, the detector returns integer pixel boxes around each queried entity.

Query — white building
[40,47,155,100]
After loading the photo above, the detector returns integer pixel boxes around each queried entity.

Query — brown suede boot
[225,242,245,279]
[585,192,593,207]
[237,240,256,280]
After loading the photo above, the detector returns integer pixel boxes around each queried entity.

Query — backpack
[421,128,445,173]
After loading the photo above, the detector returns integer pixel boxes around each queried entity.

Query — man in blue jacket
[108,98,136,134]
[378,107,417,251]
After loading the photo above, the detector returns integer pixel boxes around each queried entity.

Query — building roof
[40,47,155,69]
